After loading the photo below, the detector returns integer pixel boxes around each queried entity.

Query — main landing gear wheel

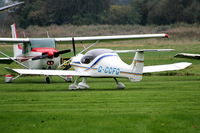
[4,74,13,83]
[46,77,50,84]
[69,77,90,90]
[116,82,126,89]
[78,82,90,90]
[114,78,125,89]
[69,84,78,90]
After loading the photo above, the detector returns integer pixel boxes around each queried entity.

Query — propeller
[58,38,76,69]
[32,49,71,61]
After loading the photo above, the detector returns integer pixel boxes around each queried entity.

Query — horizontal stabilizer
[0,58,15,64]
[175,53,200,59]
[143,62,192,73]
[114,49,174,53]
[10,69,91,76]
[4,67,19,75]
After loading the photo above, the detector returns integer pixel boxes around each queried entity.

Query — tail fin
[129,52,144,82]
[11,24,22,57]
[126,49,173,82]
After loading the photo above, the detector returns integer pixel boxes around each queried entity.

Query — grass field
[0,76,200,133]
[0,25,200,133]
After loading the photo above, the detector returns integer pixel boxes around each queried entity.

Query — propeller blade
[72,37,76,56]
[54,49,71,57]
[32,54,49,60]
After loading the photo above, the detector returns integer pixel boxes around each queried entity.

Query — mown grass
[0,76,200,133]
[0,25,200,133]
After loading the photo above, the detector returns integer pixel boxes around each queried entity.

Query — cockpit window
[30,38,56,49]
[81,56,95,64]
[81,49,113,64]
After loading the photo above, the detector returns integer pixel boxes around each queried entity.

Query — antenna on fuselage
[23,31,26,37]
[46,31,50,38]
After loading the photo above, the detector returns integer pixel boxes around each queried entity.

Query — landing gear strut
[114,78,125,89]
[46,76,50,84]
[4,74,22,83]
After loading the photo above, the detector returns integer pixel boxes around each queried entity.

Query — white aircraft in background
[0,24,72,83]
[175,53,200,59]
[0,1,24,12]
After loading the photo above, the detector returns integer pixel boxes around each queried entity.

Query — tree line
[9,0,200,28]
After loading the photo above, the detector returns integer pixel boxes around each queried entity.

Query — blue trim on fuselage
[71,54,116,71]
[72,61,81,64]
[86,54,117,71]
[90,55,116,68]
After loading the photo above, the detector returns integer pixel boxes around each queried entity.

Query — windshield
[81,49,113,64]
[30,38,56,48]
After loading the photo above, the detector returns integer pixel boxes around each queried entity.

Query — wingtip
[164,34,169,38]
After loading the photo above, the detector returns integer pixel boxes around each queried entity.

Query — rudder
[11,24,22,57]
[129,52,144,82]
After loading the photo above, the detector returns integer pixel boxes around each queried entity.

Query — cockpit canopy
[23,38,56,54]
[81,49,114,64]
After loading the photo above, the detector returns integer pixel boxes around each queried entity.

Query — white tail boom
[127,49,174,82]
[11,24,22,57]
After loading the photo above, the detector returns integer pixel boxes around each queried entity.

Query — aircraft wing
[0,2,24,11]
[143,62,192,73]
[0,58,15,64]
[114,49,174,53]
[55,34,168,43]
[175,53,200,59]
[6,68,91,76]
[0,34,168,44]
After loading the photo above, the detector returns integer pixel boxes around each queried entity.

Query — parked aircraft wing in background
[0,2,24,11]
[175,53,200,59]
[0,34,168,44]
[55,34,169,43]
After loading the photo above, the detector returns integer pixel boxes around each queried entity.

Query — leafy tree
[130,0,149,25]
[110,0,131,5]
[14,0,110,27]
[183,0,200,24]
[10,0,200,27]
[106,5,133,24]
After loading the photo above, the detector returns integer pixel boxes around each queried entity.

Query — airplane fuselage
[16,47,60,69]
[70,52,143,81]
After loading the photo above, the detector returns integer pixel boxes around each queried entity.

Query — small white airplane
[175,53,200,59]
[0,1,24,12]
[5,48,191,90]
